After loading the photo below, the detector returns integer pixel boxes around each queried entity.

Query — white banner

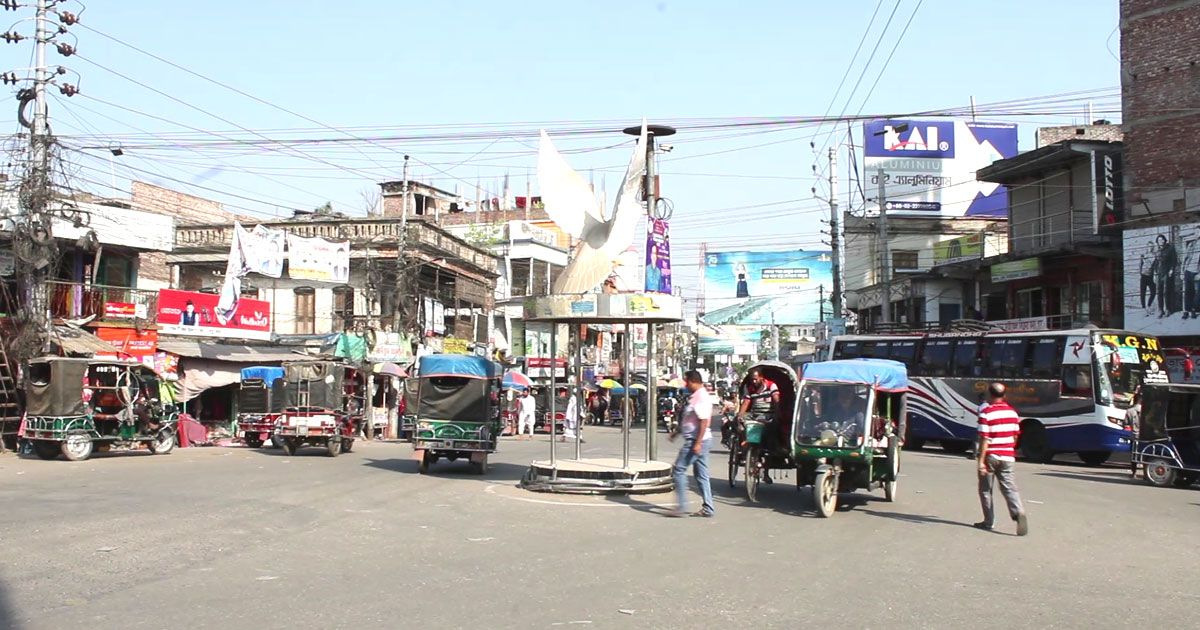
[242,225,285,278]
[287,234,350,283]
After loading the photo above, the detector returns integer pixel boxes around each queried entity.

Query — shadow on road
[857,508,978,530]
[0,579,19,630]
[1036,471,1139,486]
[358,457,530,483]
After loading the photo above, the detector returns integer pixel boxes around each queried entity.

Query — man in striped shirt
[975,383,1029,536]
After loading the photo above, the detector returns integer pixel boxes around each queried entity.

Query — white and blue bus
[828,328,1167,464]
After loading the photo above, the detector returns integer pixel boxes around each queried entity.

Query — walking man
[563,387,581,442]
[669,370,715,518]
[518,389,536,440]
[975,383,1029,536]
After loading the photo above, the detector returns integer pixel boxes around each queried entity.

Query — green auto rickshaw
[411,354,502,474]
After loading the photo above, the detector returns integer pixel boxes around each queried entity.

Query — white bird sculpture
[537,122,648,294]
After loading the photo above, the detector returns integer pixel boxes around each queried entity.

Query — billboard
[698,326,762,355]
[156,289,271,340]
[863,119,1018,217]
[645,218,672,294]
[287,234,350,283]
[1094,150,1123,233]
[932,233,985,266]
[701,250,832,325]
[1124,222,1200,337]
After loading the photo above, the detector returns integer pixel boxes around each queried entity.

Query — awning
[157,339,310,363]
[50,325,118,356]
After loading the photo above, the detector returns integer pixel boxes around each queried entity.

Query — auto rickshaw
[22,357,178,461]
[411,354,502,474]
[1132,381,1200,488]
[792,359,907,517]
[727,361,799,502]
[236,366,285,448]
[273,361,365,457]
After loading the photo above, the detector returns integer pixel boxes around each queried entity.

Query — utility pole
[395,155,412,334]
[828,147,842,319]
[770,310,779,360]
[819,285,825,323]
[876,168,891,325]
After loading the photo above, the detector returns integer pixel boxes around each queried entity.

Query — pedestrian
[562,387,582,442]
[975,383,1029,536]
[1124,388,1142,479]
[518,389,536,440]
[668,370,715,518]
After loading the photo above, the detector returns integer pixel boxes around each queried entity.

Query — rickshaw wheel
[325,437,341,458]
[417,450,431,474]
[814,469,838,518]
[885,437,900,502]
[339,438,354,454]
[745,446,760,502]
[32,440,60,460]
[1144,459,1177,487]
[470,454,489,475]
[727,441,739,488]
[61,432,93,462]
[280,439,297,457]
[148,428,175,455]
[244,435,264,449]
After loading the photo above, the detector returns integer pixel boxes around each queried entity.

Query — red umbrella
[503,371,532,390]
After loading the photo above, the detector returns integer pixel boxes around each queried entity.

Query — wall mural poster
[644,218,672,294]
[1123,221,1200,336]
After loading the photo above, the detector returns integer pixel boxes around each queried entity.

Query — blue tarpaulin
[418,354,502,379]
[802,359,908,391]
[240,366,286,384]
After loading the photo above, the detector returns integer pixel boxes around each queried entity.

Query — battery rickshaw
[1133,381,1200,488]
[236,366,285,448]
[411,354,502,474]
[22,357,178,461]
[273,361,366,457]
[792,359,907,517]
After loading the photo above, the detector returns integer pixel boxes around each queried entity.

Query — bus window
[952,339,980,377]
[1029,338,1062,379]
[1062,364,1093,398]
[919,340,953,377]
[889,341,918,367]
[986,339,1029,378]
[834,341,862,359]
[861,341,884,359]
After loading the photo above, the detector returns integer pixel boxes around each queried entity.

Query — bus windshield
[1094,333,1162,410]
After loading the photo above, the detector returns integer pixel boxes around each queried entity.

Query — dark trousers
[1141,274,1156,309]
[1187,271,1199,313]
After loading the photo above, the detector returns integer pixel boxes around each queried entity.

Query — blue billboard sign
[700,249,832,326]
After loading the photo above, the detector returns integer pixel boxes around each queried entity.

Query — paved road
[0,427,1195,630]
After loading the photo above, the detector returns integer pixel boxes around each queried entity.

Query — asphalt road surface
[1,425,1195,630]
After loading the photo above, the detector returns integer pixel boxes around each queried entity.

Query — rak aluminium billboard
[863,119,1018,217]
[701,250,832,326]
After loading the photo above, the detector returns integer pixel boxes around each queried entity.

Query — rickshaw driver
[738,368,782,483]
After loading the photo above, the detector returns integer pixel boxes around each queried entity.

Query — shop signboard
[863,119,1018,217]
[103,302,148,320]
[990,316,1048,332]
[156,289,271,341]
[990,258,1041,283]
[701,249,832,326]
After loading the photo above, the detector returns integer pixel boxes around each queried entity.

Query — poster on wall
[644,218,672,294]
[156,289,271,341]
[862,119,1018,217]
[701,249,832,326]
[287,234,350,283]
[1123,222,1200,336]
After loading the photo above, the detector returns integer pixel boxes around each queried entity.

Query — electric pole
[876,168,891,325]
[819,285,825,323]
[828,147,842,319]
[395,155,412,334]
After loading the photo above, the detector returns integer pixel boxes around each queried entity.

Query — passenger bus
[828,328,1167,464]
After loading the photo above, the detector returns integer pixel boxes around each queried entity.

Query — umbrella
[582,382,600,392]
[502,371,532,390]
[372,362,408,378]
[667,377,685,388]
[629,383,648,391]
[597,378,622,389]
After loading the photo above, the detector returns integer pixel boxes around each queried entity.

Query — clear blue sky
[2,0,1123,304]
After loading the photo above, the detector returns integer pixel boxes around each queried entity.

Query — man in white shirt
[518,390,537,440]
[563,388,581,442]
[668,370,715,518]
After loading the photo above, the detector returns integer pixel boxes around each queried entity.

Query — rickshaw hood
[803,359,908,392]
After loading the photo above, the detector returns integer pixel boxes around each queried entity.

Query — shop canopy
[160,340,312,402]
[802,359,908,392]
[417,354,501,379]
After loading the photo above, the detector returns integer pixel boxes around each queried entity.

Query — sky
[0,0,1124,311]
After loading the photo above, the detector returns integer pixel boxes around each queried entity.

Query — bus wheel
[1018,421,1052,463]
[1077,451,1110,466]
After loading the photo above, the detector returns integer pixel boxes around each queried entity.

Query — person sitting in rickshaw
[738,368,783,482]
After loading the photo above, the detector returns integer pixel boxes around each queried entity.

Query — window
[1076,282,1103,323]
[889,340,918,366]
[861,341,885,359]
[1062,364,1093,398]
[919,340,954,377]
[892,250,919,271]
[333,286,355,330]
[1017,288,1044,318]
[951,339,980,377]
[294,287,315,335]
[834,341,862,359]
[985,338,1029,378]
[1029,338,1062,379]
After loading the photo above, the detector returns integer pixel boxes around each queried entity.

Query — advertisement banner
[645,218,672,294]
[243,224,286,278]
[698,326,762,355]
[933,233,984,266]
[103,302,148,320]
[701,250,832,325]
[1094,150,1123,234]
[156,289,271,341]
[1124,222,1200,337]
[368,331,414,363]
[863,119,1018,217]
[991,258,1041,283]
[94,327,159,357]
[287,234,350,283]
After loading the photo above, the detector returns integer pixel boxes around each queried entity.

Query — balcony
[47,281,158,326]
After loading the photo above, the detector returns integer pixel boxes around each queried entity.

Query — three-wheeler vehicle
[792,359,907,517]
[727,361,800,502]
[236,365,285,449]
[274,361,366,457]
[1133,381,1200,488]
[411,354,502,474]
[22,357,177,462]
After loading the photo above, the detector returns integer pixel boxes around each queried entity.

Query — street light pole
[876,168,891,325]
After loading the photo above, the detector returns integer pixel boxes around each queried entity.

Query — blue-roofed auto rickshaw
[236,366,286,449]
[411,354,503,474]
[792,359,908,517]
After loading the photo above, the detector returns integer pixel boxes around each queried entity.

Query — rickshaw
[22,357,178,462]
[273,361,365,457]
[727,361,799,502]
[792,359,907,517]
[236,366,285,449]
[1132,382,1200,488]
[411,354,502,474]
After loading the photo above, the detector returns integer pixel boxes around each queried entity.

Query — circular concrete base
[520,458,674,494]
